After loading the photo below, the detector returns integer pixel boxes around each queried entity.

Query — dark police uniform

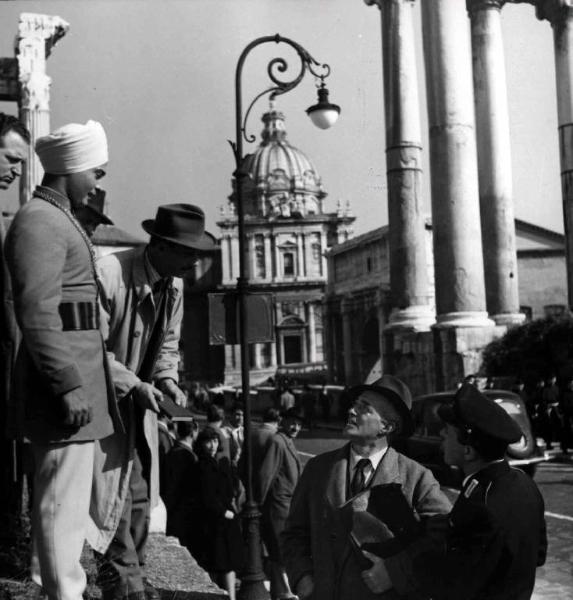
[387,384,547,600]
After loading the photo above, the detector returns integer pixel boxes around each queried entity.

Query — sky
[0,0,563,240]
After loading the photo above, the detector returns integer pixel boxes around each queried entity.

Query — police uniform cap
[438,383,522,443]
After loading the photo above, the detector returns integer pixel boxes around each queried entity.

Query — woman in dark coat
[195,427,244,600]
[164,420,199,554]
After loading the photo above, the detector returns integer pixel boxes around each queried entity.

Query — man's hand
[157,378,187,407]
[132,382,162,413]
[61,388,92,427]
[295,574,314,599]
[361,550,393,594]
[224,510,234,520]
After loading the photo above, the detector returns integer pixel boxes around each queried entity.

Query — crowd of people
[0,112,551,600]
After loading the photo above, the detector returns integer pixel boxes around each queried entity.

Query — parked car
[393,389,549,488]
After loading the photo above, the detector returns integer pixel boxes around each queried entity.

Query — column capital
[467,0,506,15]
[17,13,69,57]
[534,0,573,23]
[364,0,415,9]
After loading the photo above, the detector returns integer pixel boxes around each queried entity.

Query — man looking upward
[282,375,451,600]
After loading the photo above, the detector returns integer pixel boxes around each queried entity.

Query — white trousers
[31,441,95,600]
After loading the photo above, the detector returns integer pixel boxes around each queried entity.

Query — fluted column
[272,234,280,281]
[16,13,69,205]
[467,0,524,326]
[231,234,240,282]
[320,231,327,277]
[264,233,272,281]
[220,234,230,284]
[421,0,494,328]
[365,0,435,331]
[537,0,573,311]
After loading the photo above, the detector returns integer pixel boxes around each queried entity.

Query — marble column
[296,233,305,279]
[537,0,573,311]
[467,0,524,326]
[421,0,494,327]
[365,0,435,331]
[230,234,240,282]
[264,233,272,281]
[270,341,277,367]
[320,231,327,277]
[272,235,280,281]
[16,13,69,204]
[307,302,317,363]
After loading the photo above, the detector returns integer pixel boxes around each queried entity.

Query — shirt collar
[349,445,388,472]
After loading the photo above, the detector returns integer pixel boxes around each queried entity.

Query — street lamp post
[230,34,339,600]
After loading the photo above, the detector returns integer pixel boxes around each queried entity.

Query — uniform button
[134,331,141,338]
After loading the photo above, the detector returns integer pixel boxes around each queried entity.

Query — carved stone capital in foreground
[15,13,69,111]
[534,0,573,24]
[17,13,70,58]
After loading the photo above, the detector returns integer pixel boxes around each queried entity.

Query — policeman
[364,383,548,600]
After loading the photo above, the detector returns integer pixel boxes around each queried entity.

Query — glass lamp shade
[306,85,340,130]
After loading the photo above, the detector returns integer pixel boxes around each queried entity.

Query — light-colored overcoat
[5,192,116,443]
[282,443,452,600]
[87,246,182,552]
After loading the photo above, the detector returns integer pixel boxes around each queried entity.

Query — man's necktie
[350,458,371,497]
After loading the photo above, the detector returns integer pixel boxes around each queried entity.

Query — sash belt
[59,301,99,331]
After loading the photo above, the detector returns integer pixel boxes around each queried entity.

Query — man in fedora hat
[94,203,217,600]
[258,406,304,600]
[365,384,547,600]
[282,375,451,600]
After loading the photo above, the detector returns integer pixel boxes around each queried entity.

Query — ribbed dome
[230,106,327,219]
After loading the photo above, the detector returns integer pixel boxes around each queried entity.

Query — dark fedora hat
[142,204,217,251]
[347,375,414,437]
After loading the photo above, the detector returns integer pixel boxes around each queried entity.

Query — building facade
[184,105,354,386]
[325,219,567,390]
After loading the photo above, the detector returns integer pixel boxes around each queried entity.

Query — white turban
[35,120,108,175]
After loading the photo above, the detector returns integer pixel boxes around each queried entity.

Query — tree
[481,317,573,385]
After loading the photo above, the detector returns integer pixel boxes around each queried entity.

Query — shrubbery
[481,317,573,385]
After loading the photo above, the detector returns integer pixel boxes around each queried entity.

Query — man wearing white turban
[4,120,132,600]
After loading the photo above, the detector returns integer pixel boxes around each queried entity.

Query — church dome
[231,104,327,219]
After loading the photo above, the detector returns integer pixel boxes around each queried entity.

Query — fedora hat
[142,204,217,251]
[348,375,414,437]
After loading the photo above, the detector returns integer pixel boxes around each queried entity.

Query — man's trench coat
[281,443,452,600]
[87,246,183,552]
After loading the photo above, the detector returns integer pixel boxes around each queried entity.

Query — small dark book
[158,396,195,422]
[342,483,422,564]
